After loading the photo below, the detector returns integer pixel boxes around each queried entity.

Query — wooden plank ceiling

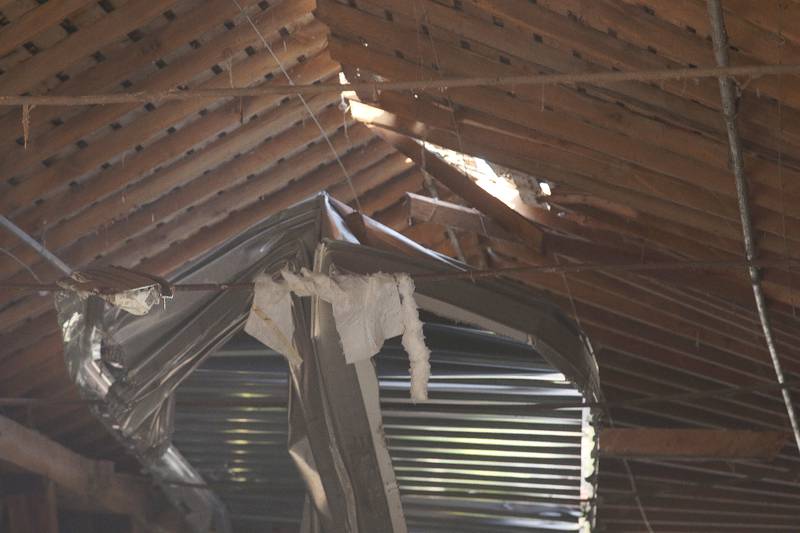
[2,0,800,531]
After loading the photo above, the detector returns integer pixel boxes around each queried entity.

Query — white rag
[244,268,431,401]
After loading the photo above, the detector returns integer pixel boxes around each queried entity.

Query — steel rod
[2,378,798,411]
[0,63,798,106]
[1,257,798,292]
[707,0,800,455]
[0,215,72,275]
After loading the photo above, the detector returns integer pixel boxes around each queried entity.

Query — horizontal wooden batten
[599,429,789,460]
[0,413,182,531]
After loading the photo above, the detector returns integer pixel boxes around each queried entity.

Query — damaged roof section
[54,194,600,531]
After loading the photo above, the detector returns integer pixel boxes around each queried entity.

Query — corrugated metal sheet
[174,321,593,532]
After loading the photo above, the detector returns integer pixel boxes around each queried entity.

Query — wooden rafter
[368,126,544,251]
[0,414,182,531]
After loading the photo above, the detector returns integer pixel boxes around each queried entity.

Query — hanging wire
[775,2,794,317]
[0,247,42,283]
[556,255,654,531]
[230,0,363,212]
[5,256,800,292]
[21,104,33,148]
[619,424,656,533]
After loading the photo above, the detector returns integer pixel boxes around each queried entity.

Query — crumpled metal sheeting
[56,199,326,449]
[54,289,228,532]
[54,198,339,533]
[54,195,413,533]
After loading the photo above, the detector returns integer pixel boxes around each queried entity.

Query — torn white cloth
[245,268,431,401]
[397,275,431,402]
[282,269,405,364]
[244,274,302,365]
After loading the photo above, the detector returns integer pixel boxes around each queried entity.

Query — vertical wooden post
[5,478,59,533]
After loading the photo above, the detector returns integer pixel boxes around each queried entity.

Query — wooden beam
[599,429,789,460]
[368,126,543,251]
[328,152,413,200]
[0,414,181,531]
[356,169,426,216]
[404,192,518,242]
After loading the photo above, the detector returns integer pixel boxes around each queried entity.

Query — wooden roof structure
[2,0,800,531]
